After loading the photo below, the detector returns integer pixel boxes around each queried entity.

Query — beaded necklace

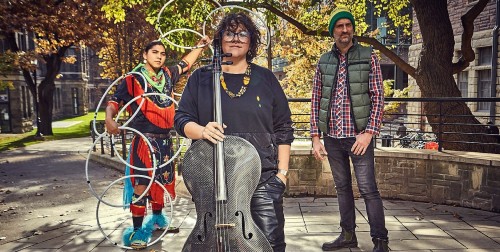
[220,64,251,98]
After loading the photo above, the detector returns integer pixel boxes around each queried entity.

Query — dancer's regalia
[107,63,181,249]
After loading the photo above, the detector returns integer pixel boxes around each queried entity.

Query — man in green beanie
[310,6,389,252]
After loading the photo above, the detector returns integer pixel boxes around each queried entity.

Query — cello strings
[215,166,221,252]
[223,203,229,251]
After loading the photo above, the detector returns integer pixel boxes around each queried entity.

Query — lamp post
[31,60,42,138]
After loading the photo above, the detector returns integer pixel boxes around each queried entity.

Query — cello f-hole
[235,210,253,240]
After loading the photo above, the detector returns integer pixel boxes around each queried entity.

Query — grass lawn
[0,111,105,152]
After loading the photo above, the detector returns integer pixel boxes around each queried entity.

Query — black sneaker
[322,229,358,251]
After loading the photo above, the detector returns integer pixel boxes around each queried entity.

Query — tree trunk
[411,0,496,153]
[38,47,68,136]
[38,78,54,136]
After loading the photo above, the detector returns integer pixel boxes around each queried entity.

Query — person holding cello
[174,12,294,252]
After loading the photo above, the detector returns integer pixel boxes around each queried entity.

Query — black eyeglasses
[222,30,250,42]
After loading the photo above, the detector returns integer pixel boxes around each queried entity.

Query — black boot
[372,238,389,252]
[322,229,358,251]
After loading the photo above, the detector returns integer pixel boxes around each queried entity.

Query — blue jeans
[324,137,388,240]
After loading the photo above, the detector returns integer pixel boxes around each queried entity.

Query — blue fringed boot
[122,226,152,250]
[143,213,169,231]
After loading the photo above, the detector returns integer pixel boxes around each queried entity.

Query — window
[457,71,468,97]
[377,17,387,43]
[21,86,27,118]
[61,47,80,79]
[54,88,61,110]
[476,46,492,111]
[0,38,7,53]
[28,32,35,50]
[58,88,62,110]
[477,70,492,111]
[53,90,56,110]
[0,88,10,132]
[72,88,79,115]
[478,47,492,66]
[26,90,31,118]
[17,32,28,51]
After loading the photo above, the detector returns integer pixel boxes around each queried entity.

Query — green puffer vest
[318,40,372,134]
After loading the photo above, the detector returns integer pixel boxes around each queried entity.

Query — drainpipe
[490,0,500,122]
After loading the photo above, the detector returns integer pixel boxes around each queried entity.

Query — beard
[337,33,352,43]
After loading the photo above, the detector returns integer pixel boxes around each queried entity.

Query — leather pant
[251,175,286,252]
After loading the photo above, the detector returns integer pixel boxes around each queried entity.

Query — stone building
[407,0,499,128]
[366,2,412,91]
[0,31,106,133]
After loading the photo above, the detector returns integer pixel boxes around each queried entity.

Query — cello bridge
[215,223,236,229]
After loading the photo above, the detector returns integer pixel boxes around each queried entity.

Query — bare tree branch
[356,36,416,77]
[452,0,489,74]
[217,0,415,77]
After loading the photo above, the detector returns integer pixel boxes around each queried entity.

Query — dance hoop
[112,93,182,169]
[90,72,148,137]
[85,126,157,207]
[96,174,173,249]
[160,28,210,50]
[156,0,219,50]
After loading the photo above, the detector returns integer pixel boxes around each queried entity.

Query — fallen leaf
[453,212,463,220]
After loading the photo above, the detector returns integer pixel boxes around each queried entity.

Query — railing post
[176,132,182,176]
[121,129,126,159]
[438,101,443,151]
[110,134,115,157]
[90,121,96,152]
[100,131,105,155]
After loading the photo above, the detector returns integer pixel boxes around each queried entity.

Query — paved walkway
[0,136,499,251]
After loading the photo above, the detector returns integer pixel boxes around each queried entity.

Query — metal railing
[288,97,500,153]
[90,120,186,167]
[90,120,131,159]
[91,97,500,156]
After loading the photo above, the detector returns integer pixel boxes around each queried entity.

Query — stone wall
[287,146,500,212]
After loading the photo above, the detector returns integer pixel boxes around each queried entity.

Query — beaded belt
[139,133,170,139]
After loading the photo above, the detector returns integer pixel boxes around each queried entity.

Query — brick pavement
[0,137,499,251]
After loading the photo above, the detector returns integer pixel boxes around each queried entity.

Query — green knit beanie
[328,7,355,36]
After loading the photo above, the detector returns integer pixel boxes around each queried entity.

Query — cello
[181,37,273,252]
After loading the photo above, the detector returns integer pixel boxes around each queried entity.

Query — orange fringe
[125,76,175,129]
[130,136,176,206]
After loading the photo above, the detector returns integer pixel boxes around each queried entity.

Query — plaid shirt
[310,48,384,138]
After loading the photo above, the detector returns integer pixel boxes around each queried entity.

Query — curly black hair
[215,12,261,62]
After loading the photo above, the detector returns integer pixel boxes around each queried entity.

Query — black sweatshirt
[174,63,294,174]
